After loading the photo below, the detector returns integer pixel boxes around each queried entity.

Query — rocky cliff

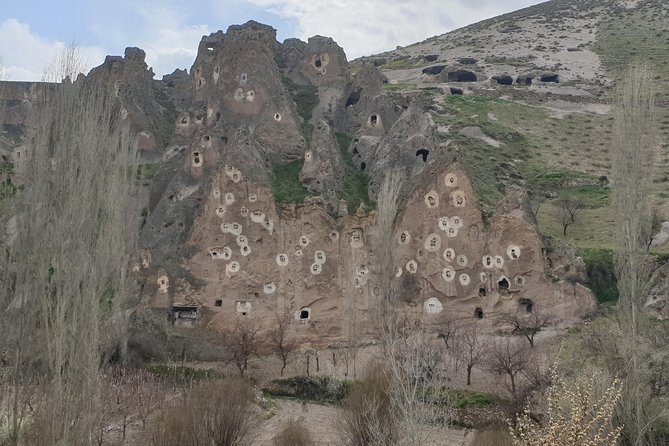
[11,12,650,347]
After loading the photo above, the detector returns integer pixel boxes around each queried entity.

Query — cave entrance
[447,70,477,82]
[479,288,486,297]
[215,299,222,307]
[540,73,559,83]
[493,75,513,85]
[498,278,509,295]
[360,162,366,171]
[519,298,534,313]
[474,307,484,319]
[315,59,322,68]
[346,89,361,108]
[416,149,429,162]
[370,115,378,126]
[449,87,464,95]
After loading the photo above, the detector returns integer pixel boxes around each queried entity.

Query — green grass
[382,82,411,92]
[335,132,374,213]
[379,59,424,70]
[537,202,615,250]
[262,376,352,405]
[136,163,160,181]
[437,96,530,215]
[271,159,310,204]
[577,248,619,305]
[146,364,223,383]
[449,389,498,408]
[282,77,318,122]
[0,178,16,201]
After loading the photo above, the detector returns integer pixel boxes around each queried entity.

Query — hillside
[0,0,668,444]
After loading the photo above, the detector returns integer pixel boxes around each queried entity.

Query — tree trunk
[467,366,472,386]
[509,373,516,396]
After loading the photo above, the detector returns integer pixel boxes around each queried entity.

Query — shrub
[271,159,310,204]
[273,419,314,446]
[335,132,374,213]
[338,363,398,446]
[146,377,256,446]
[578,248,619,304]
[263,376,351,405]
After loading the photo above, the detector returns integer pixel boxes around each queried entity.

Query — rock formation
[0,19,604,349]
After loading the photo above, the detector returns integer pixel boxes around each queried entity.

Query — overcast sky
[0,0,545,81]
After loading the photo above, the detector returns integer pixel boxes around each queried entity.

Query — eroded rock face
[0,20,598,347]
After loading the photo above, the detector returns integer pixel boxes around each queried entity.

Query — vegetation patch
[335,132,374,213]
[538,204,615,250]
[271,159,310,204]
[421,386,498,408]
[146,364,223,383]
[282,76,319,141]
[379,59,424,70]
[577,248,619,305]
[262,376,352,405]
[136,163,160,184]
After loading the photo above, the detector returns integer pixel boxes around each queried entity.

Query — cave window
[345,89,361,108]
[370,115,378,126]
[429,238,437,248]
[511,248,518,259]
[519,298,534,313]
[315,59,322,68]
[498,278,509,295]
[181,118,188,124]
[241,312,247,316]
[299,308,311,320]
[360,162,366,171]
[475,307,484,319]
[479,288,486,297]
[449,87,463,95]
[241,73,247,82]
[196,115,203,122]
[193,152,201,164]
[416,149,429,162]
[215,299,222,307]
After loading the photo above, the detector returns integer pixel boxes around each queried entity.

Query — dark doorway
[416,149,429,162]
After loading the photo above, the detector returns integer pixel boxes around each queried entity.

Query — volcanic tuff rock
[25,3,669,347]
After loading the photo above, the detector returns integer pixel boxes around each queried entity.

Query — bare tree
[485,338,530,396]
[385,319,450,446]
[451,326,488,386]
[496,310,554,348]
[611,63,666,446]
[557,191,584,236]
[436,316,457,349]
[224,319,263,376]
[645,211,662,252]
[1,44,138,445]
[269,311,299,376]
